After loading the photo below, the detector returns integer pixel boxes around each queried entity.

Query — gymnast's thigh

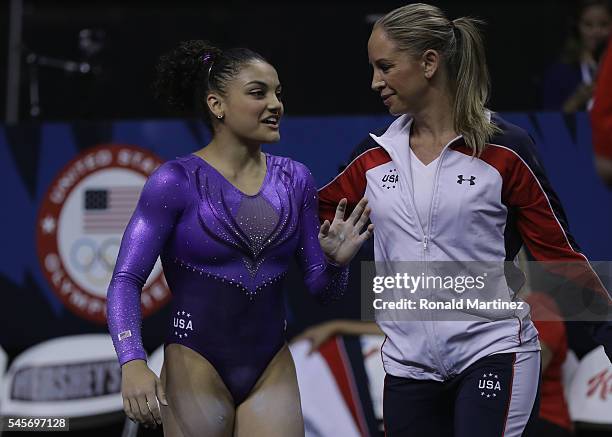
[233,344,304,437]
[160,343,235,437]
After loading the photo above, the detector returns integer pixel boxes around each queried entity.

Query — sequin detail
[106,156,348,369]
[235,194,279,277]
[235,196,278,254]
[173,256,287,300]
[319,265,349,305]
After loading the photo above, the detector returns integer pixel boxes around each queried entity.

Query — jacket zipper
[418,136,461,379]
[373,120,462,379]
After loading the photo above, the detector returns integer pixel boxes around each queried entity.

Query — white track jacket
[318,113,612,380]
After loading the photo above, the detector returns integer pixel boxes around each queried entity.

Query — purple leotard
[107,154,347,404]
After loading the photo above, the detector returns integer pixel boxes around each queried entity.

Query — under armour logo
[457,175,476,185]
[382,169,398,189]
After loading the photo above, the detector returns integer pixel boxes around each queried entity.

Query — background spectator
[541,0,611,112]
[590,34,612,186]
[525,293,574,437]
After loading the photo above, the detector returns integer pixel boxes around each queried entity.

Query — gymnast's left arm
[294,164,373,304]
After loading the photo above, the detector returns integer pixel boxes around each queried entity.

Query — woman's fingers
[359,224,375,242]
[120,363,163,428]
[354,206,371,233]
[333,198,348,222]
[146,392,163,425]
[129,396,147,425]
[130,396,145,425]
[123,397,137,423]
[319,220,331,237]
[136,395,156,428]
[308,338,323,355]
[347,197,369,224]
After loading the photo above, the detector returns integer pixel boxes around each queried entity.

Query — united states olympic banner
[0,112,611,360]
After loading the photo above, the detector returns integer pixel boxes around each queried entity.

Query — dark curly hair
[154,40,267,130]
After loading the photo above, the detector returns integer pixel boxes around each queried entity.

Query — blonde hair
[376,3,500,156]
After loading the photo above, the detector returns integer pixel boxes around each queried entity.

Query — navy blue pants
[383,352,541,437]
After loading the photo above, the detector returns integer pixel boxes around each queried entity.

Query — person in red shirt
[591,34,612,187]
[525,292,573,437]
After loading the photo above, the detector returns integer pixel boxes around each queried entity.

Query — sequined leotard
[107,154,347,404]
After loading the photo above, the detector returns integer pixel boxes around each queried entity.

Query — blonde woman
[319,4,612,436]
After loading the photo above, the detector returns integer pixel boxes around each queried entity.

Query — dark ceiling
[0,0,576,121]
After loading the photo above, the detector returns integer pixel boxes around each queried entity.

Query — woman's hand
[292,320,384,354]
[318,197,374,266]
[121,359,168,428]
[292,321,340,354]
[563,83,594,113]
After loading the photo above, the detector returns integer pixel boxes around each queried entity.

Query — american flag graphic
[83,187,140,234]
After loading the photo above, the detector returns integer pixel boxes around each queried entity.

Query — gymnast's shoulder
[267,154,316,187]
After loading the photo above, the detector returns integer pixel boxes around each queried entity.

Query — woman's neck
[196,130,264,177]
[410,91,458,149]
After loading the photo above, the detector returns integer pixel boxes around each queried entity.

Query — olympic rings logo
[69,237,120,286]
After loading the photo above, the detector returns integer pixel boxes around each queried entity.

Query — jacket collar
[369,110,492,154]
[368,114,413,155]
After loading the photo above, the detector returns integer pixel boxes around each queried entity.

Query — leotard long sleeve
[107,154,347,402]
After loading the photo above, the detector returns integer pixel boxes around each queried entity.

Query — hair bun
[153,40,221,114]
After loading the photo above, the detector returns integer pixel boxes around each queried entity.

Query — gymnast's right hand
[121,359,168,428]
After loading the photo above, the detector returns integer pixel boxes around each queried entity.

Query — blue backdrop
[1,113,610,356]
